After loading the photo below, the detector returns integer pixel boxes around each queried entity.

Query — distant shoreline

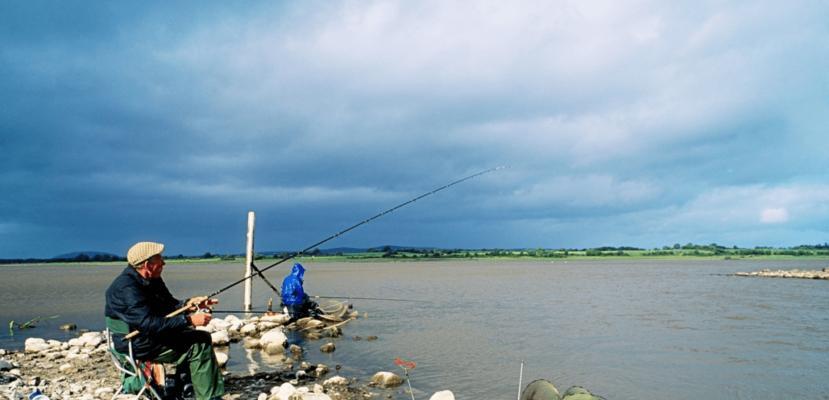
[3,252,829,267]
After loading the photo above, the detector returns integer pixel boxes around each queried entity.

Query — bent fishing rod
[125,166,503,338]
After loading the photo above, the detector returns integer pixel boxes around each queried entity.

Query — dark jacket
[105,266,189,358]
[281,263,307,306]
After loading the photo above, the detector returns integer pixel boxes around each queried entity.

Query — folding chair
[105,317,164,400]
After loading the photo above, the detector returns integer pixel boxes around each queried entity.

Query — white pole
[517,360,524,400]
[244,211,255,312]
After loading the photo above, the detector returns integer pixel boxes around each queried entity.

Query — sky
[1,1,828,258]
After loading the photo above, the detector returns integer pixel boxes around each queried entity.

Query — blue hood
[290,262,305,281]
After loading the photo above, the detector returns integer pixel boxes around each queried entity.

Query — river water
[1,259,828,399]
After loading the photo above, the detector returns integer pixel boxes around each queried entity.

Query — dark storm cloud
[1,0,828,257]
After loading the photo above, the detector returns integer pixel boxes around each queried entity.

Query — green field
[4,244,829,266]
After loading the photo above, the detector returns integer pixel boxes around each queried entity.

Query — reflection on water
[2,259,829,400]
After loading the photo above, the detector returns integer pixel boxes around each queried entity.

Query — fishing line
[206,166,506,299]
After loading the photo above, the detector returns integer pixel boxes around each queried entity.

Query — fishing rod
[125,166,504,338]
[205,165,506,300]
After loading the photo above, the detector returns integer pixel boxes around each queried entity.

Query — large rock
[430,391,455,400]
[240,323,259,336]
[271,382,297,400]
[214,350,229,367]
[243,338,261,349]
[371,371,403,388]
[79,332,104,347]
[264,343,284,356]
[260,329,288,348]
[258,322,280,331]
[0,359,13,371]
[211,331,230,346]
[313,364,329,378]
[25,338,50,353]
[319,343,335,353]
[323,376,348,386]
[207,318,233,332]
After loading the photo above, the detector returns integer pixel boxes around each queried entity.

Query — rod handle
[121,302,197,340]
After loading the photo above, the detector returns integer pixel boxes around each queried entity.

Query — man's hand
[187,312,212,327]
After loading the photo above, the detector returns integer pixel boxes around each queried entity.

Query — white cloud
[760,208,789,224]
[510,174,660,209]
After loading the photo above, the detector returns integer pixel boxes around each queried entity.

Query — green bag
[561,386,606,400]
[521,379,561,400]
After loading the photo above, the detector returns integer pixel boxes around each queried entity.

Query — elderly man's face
[145,254,165,278]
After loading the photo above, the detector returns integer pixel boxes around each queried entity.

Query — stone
[264,343,284,356]
[68,338,83,347]
[58,363,73,373]
[260,314,290,324]
[0,359,12,371]
[79,332,104,347]
[260,329,288,348]
[240,324,259,336]
[312,364,329,378]
[319,343,335,353]
[47,339,62,349]
[211,331,230,346]
[94,387,115,398]
[25,338,50,353]
[365,336,378,341]
[324,376,348,386]
[322,327,342,338]
[243,338,261,349]
[210,319,232,332]
[258,393,268,400]
[313,383,324,394]
[370,372,403,388]
[258,322,280,331]
[429,391,455,400]
[302,393,332,400]
[289,344,303,355]
[59,323,77,331]
[314,364,329,378]
[306,332,322,340]
[299,361,311,370]
[215,351,229,367]
[273,382,297,400]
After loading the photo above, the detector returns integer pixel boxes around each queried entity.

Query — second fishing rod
[153,166,504,321]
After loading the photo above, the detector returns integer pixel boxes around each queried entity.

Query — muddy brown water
[2,259,829,399]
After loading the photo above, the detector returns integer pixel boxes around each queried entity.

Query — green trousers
[154,330,224,400]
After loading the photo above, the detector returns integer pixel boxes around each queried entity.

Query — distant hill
[51,251,122,261]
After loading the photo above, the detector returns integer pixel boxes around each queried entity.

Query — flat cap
[127,241,165,267]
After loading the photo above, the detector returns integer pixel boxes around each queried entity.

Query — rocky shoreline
[733,268,829,280]
[1,308,453,400]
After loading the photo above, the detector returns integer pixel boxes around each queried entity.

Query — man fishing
[280,262,321,320]
[105,241,224,400]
